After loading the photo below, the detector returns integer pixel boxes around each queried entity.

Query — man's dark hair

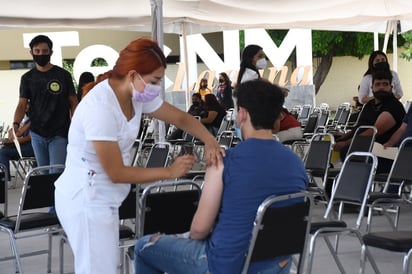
[372,71,392,84]
[234,79,284,130]
[29,35,53,50]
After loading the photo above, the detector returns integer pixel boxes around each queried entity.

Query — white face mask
[131,74,161,102]
[256,58,267,69]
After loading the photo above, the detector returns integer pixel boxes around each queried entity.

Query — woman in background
[216,72,234,110]
[236,44,266,86]
[358,50,403,104]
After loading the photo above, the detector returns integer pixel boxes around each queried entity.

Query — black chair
[0,163,8,219]
[144,142,171,169]
[360,231,412,274]
[241,191,313,274]
[124,179,202,274]
[306,152,378,274]
[366,137,412,233]
[0,165,64,274]
[304,133,335,202]
[217,130,235,149]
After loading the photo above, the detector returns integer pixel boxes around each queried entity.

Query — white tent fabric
[2,0,412,34]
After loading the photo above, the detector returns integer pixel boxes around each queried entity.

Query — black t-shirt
[205,104,226,129]
[20,66,75,138]
[353,95,405,143]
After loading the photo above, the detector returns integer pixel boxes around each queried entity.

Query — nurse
[54,37,223,274]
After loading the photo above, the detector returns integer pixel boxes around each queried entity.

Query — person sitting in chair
[134,79,308,274]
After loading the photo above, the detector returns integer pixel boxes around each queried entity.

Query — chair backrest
[217,130,234,149]
[145,142,171,168]
[298,104,312,123]
[316,109,330,129]
[325,152,377,228]
[303,113,319,136]
[0,163,8,217]
[241,191,313,274]
[16,164,64,232]
[119,185,137,220]
[138,180,201,238]
[346,126,377,162]
[383,137,412,192]
[304,133,334,187]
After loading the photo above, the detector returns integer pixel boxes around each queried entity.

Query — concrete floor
[1,179,411,274]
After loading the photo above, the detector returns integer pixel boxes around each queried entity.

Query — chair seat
[367,192,400,203]
[363,231,412,252]
[0,212,59,230]
[119,224,135,239]
[310,220,346,234]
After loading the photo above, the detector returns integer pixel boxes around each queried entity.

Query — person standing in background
[358,50,403,104]
[216,72,234,110]
[76,71,95,102]
[10,34,78,168]
[236,44,266,86]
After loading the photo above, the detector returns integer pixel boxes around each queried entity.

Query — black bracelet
[13,122,20,127]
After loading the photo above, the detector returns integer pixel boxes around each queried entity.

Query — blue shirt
[206,138,308,274]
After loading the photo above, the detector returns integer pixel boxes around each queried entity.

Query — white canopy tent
[2,0,412,139]
[2,0,412,34]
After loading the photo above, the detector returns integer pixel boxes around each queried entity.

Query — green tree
[400,30,412,61]
[264,30,404,94]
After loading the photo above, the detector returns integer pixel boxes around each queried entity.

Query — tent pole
[392,22,398,71]
[151,0,166,141]
[374,32,379,50]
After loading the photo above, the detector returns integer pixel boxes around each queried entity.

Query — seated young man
[334,71,405,173]
[134,79,308,274]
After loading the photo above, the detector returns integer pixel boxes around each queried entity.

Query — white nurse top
[358,70,403,104]
[55,79,163,206]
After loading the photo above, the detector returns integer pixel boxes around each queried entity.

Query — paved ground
[1,179,411,274]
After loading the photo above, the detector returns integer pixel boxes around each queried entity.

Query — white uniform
[55,79,162,274]
[358,70,403,103]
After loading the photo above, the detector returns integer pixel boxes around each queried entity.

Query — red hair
[83,37,166,95]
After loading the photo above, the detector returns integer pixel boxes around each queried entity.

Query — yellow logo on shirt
[48,81,61,93]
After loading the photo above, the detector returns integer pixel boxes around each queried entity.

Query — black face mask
[33,54,51,67]
[219,79,224,83]
[374,61,390,71]
[192,101,200,107]
[374,90,392,101]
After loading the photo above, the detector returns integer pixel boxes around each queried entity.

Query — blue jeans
[30,131,67,167]
[134,234,292,274]
[0,142,35,181]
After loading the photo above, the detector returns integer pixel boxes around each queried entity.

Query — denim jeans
[134,234,292,274]
[30,131,67,167]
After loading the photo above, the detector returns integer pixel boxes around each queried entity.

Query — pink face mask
[131,74,161,102]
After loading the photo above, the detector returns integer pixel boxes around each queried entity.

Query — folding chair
[366,137,412,233]
[0,165,64,274]
[10,156,37,188]
[142,142,171,169]
[0,163,8,218]
[304,133,335,202]
[298,104,312,126]
[306,152,378,274]
[327,125,377,182]
[217,130,235,149]
[241,191,313,274]
[360,230,412,274]
[124,179,202,274]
